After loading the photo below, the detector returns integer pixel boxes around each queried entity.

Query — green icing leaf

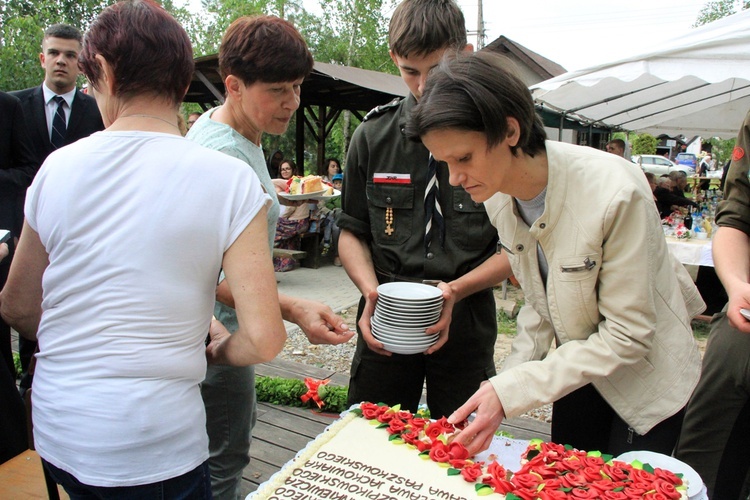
[447,468,461,476]
[526,449,540,460]
[505,493,523,500]
[587,450,602,457]
[376,422,388,429]
[602,453,613,462]
[476,485,494,496]
[631,459,644,469]
[643,463,655,474]
[613,486,624,492]
[387,434,401,442]
[351,408,363,417]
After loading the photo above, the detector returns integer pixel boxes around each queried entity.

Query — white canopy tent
[530,9,750,139]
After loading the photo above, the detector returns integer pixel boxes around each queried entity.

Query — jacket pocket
[366,182,415,245]
[450,186,496,251]
[551,253,601,333]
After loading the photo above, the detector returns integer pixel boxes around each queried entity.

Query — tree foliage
[694,0,750,26]
[631,133,658,156]
[0,0,397,169]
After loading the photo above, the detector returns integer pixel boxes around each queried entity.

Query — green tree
[631,133,658,155]
[694,0,750,26]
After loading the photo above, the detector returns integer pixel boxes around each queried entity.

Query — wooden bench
[272,232,323,269]
[0,450,68,499]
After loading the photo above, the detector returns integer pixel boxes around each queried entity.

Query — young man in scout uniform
[336,0,511,418]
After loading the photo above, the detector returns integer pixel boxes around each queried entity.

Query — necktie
[51,95,67,149]
[424,155,445,253]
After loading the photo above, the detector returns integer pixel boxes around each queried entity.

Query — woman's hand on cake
[424,281,455,355]
[360,290,391,356]
[282,295,355,345]
[448,381,505,456]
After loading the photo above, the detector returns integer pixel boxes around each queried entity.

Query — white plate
[371,317,430,333]
[379,342,433,355]
[373,310,440,325]
[615,451,704,497]
[377,282,443,301]
[310,189,341,201]
[277,189,326,201]
[373,331,438,345]
[376,301,443,315]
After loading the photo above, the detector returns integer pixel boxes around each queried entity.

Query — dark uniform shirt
[337,95,499,417]
[338,95,498,280]
[717,109,750,235]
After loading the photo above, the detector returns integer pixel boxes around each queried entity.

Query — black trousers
[552,383,685,456]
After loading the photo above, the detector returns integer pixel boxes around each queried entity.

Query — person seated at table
[274,159,312,272]
[407,50,705,458]
[655,172,698,218]
[318,157,342,183]
[320,172,343,265]
[0,0,286,495]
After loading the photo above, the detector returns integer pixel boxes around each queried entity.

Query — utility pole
[467,0,486,49]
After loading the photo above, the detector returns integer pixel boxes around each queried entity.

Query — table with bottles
[662,189,721,267]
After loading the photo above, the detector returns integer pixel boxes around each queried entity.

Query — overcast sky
[460,0,711,71]
[187,0,714,72]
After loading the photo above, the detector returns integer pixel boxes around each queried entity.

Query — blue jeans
[42,459,212,499]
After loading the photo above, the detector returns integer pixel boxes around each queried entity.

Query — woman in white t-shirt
[0,0,286,497]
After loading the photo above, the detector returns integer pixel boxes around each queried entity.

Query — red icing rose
[654,467,683,486]
[400,429,420,446]
[360,402,383,420]
[653,479,682,499]
[623,484,650,498]
[602,463,630,482]
[460,462,484,482]
[511,472,541,489]
[538,489,568,500]
[602,491,629,499]
[643,493,669,500]
[447,442,469,461]
[570,487,600,498]
[408,417,430,430]
[631,468,656,483]
[428,441,451,463]
[560,471,587,489]
[580,455,605,468]
[483,475,515,494]
[387,419,406,435]
[512,487,542,500]
[580,466,602,482]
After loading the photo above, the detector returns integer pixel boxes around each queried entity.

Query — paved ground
[275,261,360,333]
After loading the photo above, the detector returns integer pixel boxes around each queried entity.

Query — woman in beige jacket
[407,51,703,457]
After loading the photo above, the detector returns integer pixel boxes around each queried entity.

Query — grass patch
[691,319,712,341]
[497,309,517,337]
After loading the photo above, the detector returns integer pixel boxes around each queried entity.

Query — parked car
[633,154,694,176]
[675,153,698,174]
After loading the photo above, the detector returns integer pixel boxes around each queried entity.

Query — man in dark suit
[10,23,104,388]
[11,24,104,167]
[0,92,36,463]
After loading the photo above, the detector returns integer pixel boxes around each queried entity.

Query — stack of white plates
[372,282,444,355]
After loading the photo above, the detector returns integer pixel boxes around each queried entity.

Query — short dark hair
[407,51,546,157]
[389,0,467,57]
[607,139,625,150]
[79,0,193,106]
[219,15,313,86]
[44,24,83,44]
